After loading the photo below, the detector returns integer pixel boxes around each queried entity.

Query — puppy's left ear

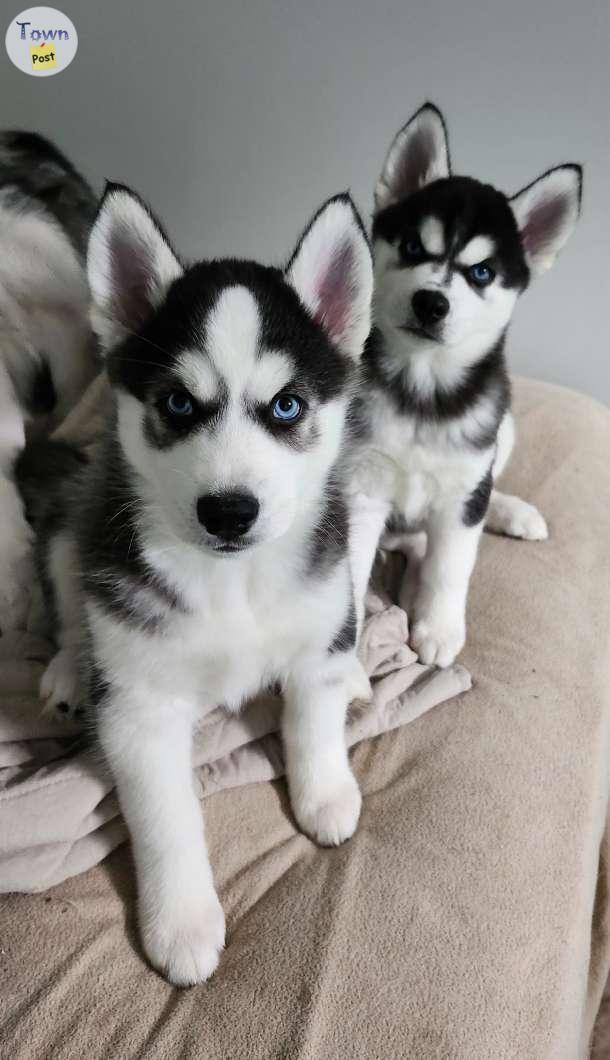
[286,194,373,361]
[510,164,582,275]
[375,102,450,212]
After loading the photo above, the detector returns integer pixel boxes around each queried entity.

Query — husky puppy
[0,131,98,630]
[18,184,373,985]
[349,103,582,667]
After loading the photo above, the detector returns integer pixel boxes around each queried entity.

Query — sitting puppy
[0,131,98,631]
[17,184,373,985]
[349,103,582,666]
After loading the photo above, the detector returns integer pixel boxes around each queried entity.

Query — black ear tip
[420,101,445,119]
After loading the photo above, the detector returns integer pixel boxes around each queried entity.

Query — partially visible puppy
[17,184,373,984]
[349,103,582,665]
[0,132,98,630]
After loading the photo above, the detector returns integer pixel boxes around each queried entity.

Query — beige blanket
[0,537,469,893]
[1,378,609,1060]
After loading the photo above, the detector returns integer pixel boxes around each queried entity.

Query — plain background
[2,0,608,403]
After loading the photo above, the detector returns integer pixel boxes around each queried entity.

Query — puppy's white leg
[411,510,483,668]
[98,696,225,986]
[283,652,361,847]
[0,362,32,632]
[492,410,515,480]
[488,411,548,540]
[40,531,84,718]
[486,490,548,541]
[348,491,391,636]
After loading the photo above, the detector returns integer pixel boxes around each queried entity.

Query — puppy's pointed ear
[375,103,450,212]
[510,165,582,275]
[286,194,373,361]
[87,183,183,353]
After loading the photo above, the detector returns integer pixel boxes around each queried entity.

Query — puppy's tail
[14,439,88,531]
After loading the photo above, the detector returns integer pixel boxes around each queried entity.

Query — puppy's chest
[362,393,493,522]
[97,557,346,711]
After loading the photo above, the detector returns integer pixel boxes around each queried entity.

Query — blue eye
[403,236,424,259]
[468,262,495,287]
[271,394,302,423]
[166,391,194,417]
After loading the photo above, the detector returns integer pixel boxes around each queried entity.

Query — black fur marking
[14,439,89,631]
[329,598,356,654]
[25,360,56,415]
[463,464,493,527]
[363,328,510,448]
[306,476,349,578]
[77,435,187,631]
[374,176,530,293]
[15,439,88,532]
[143,384,228,450]
[106,258,352,409]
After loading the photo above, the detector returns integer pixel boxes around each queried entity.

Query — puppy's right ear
[375,102,450,212]
[87,183,183,353]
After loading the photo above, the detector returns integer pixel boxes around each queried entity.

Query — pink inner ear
[109,225,154,329]
[394,125,437,198]
[313,238,355,342]
[522,193,569,256]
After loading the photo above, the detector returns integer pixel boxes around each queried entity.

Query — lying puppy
[0,131,98,631]
[349,103,582,666]
[17,184,373,984]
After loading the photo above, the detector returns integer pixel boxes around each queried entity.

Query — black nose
[196,491,260,540]
[412,289,450,326]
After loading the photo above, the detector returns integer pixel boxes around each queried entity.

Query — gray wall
[2,0,608,402]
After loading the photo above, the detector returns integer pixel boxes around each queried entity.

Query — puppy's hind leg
[487,412,548,541]
[39,531,84,718]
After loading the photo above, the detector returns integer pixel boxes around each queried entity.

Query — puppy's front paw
[487,492,548,541]
[40,648,83,719]
[141,893,226,987]
[345,657,372,704]
[292,771,362,847]
[410,614,465,668]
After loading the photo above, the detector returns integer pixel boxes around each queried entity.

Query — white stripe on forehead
[419,216,445,256]
[456,235,496,266]
[247,351,294,402]
[206,285,261,389]
[177,286,294,404]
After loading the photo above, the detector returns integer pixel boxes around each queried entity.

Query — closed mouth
[211,541,251,555]
[400,324,440,342]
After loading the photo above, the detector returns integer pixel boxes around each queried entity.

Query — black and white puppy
[0,132,98,630]
[349,103,582,667]
[19,185,373,985]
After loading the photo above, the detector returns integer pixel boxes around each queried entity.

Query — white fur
[456,235,496,266]
[0,198,96,631]
[420,216,445,256]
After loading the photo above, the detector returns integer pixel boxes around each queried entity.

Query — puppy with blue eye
[349,102,582,667]
[16,184,374,985]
